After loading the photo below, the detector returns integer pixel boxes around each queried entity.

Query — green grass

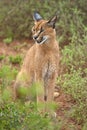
[0,101,64,130]
[9,55,22,64]
[57,42,87,125]
[3,37,13,45]
[0,65,18,91]
[0,55,5,61]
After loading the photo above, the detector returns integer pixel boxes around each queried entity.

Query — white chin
[37,36,48,45]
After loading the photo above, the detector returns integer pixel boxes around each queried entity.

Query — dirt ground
[0,39,81,130]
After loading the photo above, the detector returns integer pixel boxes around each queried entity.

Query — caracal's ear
[33,12,42,22]
[47,15,57,28]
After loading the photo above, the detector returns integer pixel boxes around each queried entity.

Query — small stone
[54,92,60,98]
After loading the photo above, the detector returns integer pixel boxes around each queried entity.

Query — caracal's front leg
[35,73,46,112]
[45,73,57,116]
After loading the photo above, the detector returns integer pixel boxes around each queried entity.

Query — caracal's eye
[41,27,44,32]
[32,27,35,32]
[40,27,44,33]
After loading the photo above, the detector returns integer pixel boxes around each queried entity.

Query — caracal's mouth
[34,36,49,45]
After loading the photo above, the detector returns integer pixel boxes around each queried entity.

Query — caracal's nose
[33,35,38,40]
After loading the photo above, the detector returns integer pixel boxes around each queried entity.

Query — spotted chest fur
[42,61,57,82]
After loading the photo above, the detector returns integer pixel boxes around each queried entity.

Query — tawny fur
[14,14,60,112]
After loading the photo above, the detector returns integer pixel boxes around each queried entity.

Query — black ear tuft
[33,12,42,21]
[47,15,57,28]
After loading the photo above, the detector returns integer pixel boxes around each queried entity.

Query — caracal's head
[32,12,57,45]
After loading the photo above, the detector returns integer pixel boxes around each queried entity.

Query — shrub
[57,40,87,125]
[57,68,87,124]
[0,65,18,91]
[0,55,5,61]
[0,0,86,41]
[61,43,87,72]
[9,55,22,64]
[3,37,12,45]
[0,101,63,130]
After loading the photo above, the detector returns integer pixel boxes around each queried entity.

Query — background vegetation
[0,0,87,130]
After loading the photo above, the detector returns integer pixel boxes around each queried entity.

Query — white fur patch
[36,35,49,45]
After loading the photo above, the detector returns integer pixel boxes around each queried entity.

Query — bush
[0,55,5,61]
[61,43,87,72]
[57,40,87,125]
[0,0,86,41]
[9,55,22,64]
[0,101,63,130]
[57,68,87,124]
[3,37,13,45]
[0,65,18,91]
